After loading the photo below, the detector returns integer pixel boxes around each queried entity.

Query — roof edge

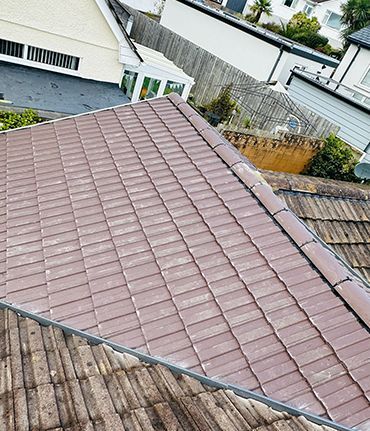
[0,300,353,431]
[167,92,370,328]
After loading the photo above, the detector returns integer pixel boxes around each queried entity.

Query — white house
[331,26,370,103]
[287,26,370,159]
[160,0,339,85]
[0,0,194,102]
[227,0,345,48]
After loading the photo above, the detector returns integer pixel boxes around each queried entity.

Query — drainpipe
[267,46,284,83]
[334,45,361,91]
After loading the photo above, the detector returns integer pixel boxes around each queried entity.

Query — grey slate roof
[0,61,129,115]
[348,26,370,49]
[0,303,347,431]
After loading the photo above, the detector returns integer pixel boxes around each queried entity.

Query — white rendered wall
[161,0,280,81]
[161,0,336,83]
[333,45,370,97]
[0,0,123,83]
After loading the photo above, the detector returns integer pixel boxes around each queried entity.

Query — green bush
[0,109,42,131]
[261,22,282,33]
[203,84,237,123]
[304,134,360,182]
[278,12,336,53]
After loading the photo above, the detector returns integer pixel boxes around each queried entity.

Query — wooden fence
[123,4,337,137]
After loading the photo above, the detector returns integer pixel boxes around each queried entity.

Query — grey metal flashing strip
[0,300,354,431]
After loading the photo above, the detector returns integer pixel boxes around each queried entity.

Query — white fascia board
[125,63,194,85]
[120,46,141,67]
[94,0,141,66]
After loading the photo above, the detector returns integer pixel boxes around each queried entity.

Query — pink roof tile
[1,94,370,429]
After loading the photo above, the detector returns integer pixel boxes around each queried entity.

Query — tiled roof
[348,26,370,49]
[1,94,370,428]
[263,171,370,287]
[0,304,344,431]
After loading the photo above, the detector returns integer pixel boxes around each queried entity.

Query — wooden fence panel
[124,5,337,137]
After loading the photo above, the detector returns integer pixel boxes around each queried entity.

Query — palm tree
[250,0,273,23]
[341,0,370,40]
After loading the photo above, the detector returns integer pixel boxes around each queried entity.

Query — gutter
[0,299,356,431]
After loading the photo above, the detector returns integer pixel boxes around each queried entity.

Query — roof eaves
[0,300,353,431]
[167,92,370,328]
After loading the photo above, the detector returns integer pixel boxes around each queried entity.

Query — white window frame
[282,0,298,9]
[358,67,370,91]
[302,3,314,17]
[323,10,342,30]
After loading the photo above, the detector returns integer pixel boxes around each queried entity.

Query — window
[27,46,79,70]
[283,0,298,8]
[352,91,370,106]
[360,68,370,88]
[302,3,313,17]
[164,81,185,96]
[140,77,161,100]
[0,39,24,58]
[121,70,138,99]
[323,11,342,29]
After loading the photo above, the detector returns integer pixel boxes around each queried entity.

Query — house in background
[160,0,339,85]
[332,26,370,102]
[224,0,345,48]
[287,26,370,159]
[0,0,193,114]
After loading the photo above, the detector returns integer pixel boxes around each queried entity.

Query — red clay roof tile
[1,96,370,429]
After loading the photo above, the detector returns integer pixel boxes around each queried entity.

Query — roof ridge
[167,92,370,329]
[0,300,353,431]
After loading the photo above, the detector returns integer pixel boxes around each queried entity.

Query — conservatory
[121,44,194,102]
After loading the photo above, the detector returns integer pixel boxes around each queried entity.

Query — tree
[0,109,42,131]
[250,0,273,23]
[341,0,370,40]
[278,12,330,50]
[304,134,360,182]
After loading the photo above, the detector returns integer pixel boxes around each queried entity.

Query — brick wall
[223,130,325,174]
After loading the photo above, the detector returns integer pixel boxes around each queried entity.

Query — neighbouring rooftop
[263,171,370,286]
[1,94,370,428]
[348,25,370,49]
[0,304,346,431]
[0,61,129,115]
